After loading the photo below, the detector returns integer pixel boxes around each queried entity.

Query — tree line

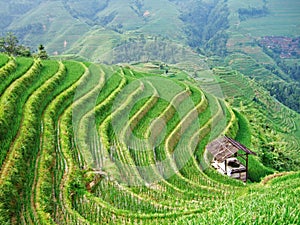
[238,6,269,21]
[266,81,300,113]
[0,32,48,59]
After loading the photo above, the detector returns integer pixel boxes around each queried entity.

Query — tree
[0,32,19,56]
[0,38,4,51]
[17,45,31,57]
[37,44,48,59]
[0,32,32,57]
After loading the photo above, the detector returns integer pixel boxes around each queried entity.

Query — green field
[1,2,299,224]
[0,54,299,224]
[232,0,300,37]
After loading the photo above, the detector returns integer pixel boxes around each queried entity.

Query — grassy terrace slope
[0,55,299,224]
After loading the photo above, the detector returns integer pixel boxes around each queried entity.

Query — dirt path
[261,171,295,185]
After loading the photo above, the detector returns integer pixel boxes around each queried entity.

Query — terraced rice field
[198,66,255,107]
[0,54,299,224]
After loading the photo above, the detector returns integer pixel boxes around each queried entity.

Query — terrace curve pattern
[0,54,299,224]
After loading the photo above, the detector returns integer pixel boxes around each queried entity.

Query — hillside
[1,0,299,113]
[0,54,300,224]
[0,0,185,56]
[224,0,300,112]
[0,1,300,223]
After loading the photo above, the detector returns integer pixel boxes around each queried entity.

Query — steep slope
[6,0,91,55]
[0,54,299,224]
[2,0,185,55]
[2,0,299,113]
[224,0,300,112]
[0,0,42,29]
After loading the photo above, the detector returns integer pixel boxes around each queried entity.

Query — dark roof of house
[206,136,256,163]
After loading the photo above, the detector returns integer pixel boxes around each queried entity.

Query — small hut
[206,136,256,182]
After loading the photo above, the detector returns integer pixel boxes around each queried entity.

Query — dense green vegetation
[0,32,31,57]
[197,65,300,172]
[0,54,299,224]
[0,0,299,224]
[224,0,300,112]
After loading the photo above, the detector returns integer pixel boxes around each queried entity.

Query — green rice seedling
[0,60,61,223]
[0,57,33,95]
[0,54,9,67]
[0,58,16,82]
[34,61,87,224]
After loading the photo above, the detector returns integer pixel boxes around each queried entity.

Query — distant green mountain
[2,0,299,57]
[1,0,186,56]
[1,0,300,111]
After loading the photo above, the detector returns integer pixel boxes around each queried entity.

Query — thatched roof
[206,136,256,163]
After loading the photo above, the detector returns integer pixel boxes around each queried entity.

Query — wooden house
[206,136,256,182]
